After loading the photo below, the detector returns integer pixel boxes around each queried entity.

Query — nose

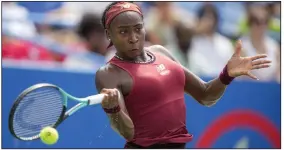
[128,32,138,44]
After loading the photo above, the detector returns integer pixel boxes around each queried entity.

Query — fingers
[247,72,259,80]
[252,64,270,70]
[101,94,109,106]
[250,54,267,61]
[101,88,119,109]
[252,59,272,66]
[101,88,110,94]
[233,40,242,57]
[250,56,271,70]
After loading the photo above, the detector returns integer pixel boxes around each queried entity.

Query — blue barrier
[2,67,280,148]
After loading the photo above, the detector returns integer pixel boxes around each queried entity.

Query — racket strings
[12,87,64,139]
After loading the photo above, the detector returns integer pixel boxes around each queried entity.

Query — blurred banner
[2,66,280,148]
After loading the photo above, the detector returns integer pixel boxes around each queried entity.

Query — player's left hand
[227,40,272,80]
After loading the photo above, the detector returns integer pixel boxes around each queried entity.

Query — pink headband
[105,2,143,29]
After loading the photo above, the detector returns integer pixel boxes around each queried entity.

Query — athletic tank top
[109,51,193,147]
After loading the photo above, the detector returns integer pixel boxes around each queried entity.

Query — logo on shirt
[156,64,170,75]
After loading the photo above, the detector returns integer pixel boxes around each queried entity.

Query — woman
[95,2,271,149]
[240,4,280,82]
[188,3,235,77]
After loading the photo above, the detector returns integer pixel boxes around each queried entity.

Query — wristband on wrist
[103,105,121,114]
[219,65,235,85]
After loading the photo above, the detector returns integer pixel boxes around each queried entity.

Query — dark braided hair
[101,1,134,29]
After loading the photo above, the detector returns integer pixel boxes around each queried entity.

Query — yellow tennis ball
[39,127,59,145]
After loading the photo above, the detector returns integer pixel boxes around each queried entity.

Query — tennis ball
[39,127,59,145]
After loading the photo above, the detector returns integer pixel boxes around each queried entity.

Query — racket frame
[9,83,104,141]
[8,83,66,141]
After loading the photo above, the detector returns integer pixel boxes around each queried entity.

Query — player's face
[107,11,145,58]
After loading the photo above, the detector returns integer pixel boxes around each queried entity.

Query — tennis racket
[9,83,105,141]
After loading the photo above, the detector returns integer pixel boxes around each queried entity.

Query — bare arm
[95,66,134,140]
[152,45,226,107]
[183,71,226,106]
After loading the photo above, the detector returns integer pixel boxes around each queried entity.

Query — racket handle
[87,94,105,105]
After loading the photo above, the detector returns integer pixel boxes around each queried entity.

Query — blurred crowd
[2,2,280,83]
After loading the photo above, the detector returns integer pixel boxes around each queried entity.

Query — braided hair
[101,1,134,29]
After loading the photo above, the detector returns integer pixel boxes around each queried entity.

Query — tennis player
[95,2,271,149]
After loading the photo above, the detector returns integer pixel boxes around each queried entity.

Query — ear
[105,29,111,41]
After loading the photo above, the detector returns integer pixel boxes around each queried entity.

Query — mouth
[130,49,139,51]
[128,48,141,56]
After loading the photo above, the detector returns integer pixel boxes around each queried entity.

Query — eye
[136,27,142,32]
[120,30,127,34]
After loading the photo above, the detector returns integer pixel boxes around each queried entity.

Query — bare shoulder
[146,45,177,62]
[95,63,122,92]
[147,45,168,54]
[96,63,120,78]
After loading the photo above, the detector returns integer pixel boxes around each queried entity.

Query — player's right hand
[100,88,120,109]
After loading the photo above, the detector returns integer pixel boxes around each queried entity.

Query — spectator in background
[144,2,196,46]
[63,13,109,71]
[240,5,280,82]
[2,2,56,62]
[62,2,112,17]
[2,35,55,61]
[239,2,280,43]
[188,3,234,77]
[266,2,280,43]
[76,13,109,56]
[165,22,193,68]
[2,2,37,39]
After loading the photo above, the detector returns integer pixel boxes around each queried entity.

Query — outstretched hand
[227,40,271,80]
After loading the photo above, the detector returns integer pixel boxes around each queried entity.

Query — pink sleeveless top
[109,51,193,146]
